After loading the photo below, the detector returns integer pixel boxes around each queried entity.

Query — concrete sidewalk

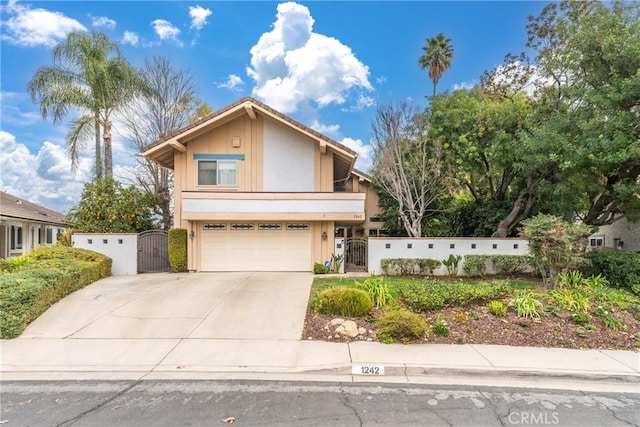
[1,337,638,393]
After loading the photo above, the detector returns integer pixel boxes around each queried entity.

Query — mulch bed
[302,297,640,351]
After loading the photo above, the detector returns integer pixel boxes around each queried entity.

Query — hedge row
[0,246,112,338]
[381,255,533,277]
[380,258,441,276]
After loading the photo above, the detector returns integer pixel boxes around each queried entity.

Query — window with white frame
[198,160,237,186]
[10,225,22,250]
[590,237,604,247]
[46,228,54,244]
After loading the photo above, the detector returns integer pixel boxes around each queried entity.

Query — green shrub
[492,255,534,274]
[509,291,543,319]
[463,255,490,277]
[355,276,392,308]
[313,262,329,274]
[570,312,591,325]
[432,315,450,337]
[380,258,441,276]
[551,289,590,312]
[594,306,625,329]
[488,300,507,317]
[416,259,441,275]
[312,287,373,317]
[0,247,111,339]
[556,271,585,288]
[442,254,462,276]
[585,250,640,295]
[376,309,427,340]
[397,280,510,311]
[168,228,188,272]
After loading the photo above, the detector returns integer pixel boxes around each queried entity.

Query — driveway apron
[19,272,313,341]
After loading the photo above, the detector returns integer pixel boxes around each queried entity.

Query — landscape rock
[330,318,345,326]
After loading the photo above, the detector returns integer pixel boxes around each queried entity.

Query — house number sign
[352,364,385,375]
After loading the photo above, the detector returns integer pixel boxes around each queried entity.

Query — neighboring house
[142,97,379,272]
[588,217,640,252]
[0,191,67,258]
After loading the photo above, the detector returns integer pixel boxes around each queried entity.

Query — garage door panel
[201,224,311,271]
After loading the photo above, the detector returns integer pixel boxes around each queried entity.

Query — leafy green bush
[463,255,490,277]
[551,289,590,312]
[509,291,543,318]
[168,228,188,272]
[312,287,373,317]
[380,258,441,276]
[0,246,111,338]
[442,254,462,276]
[585,250,640,295]
[431,314,450,337]
[488,300,507,317]
[397,280,510,311]
[376,309,427,340]
[492,255,534,274]
[355,276,392,308]
[570,313,591,325]
[594,306,625,329]
[313,262,329,274]
[520,214,591,286]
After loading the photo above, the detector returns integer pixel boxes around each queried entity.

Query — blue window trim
[193,154,245,160]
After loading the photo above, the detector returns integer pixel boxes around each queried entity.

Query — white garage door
[200,223,312,271]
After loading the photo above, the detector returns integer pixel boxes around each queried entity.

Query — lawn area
[304,274,640,350]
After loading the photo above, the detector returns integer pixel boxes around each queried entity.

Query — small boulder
[340,320,360,338]
[330,318,345,326]
[358,327,367,336]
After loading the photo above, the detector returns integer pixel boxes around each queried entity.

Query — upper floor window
[590,237,604,247]
[198,160,237,186]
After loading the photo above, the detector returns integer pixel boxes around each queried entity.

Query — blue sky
[0,0,546,214]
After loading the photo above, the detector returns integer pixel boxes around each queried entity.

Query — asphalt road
[1,380,639,427]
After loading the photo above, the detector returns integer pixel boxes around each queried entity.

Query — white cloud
[91,15,116,29]
[342,94,375,112]
[453,81,475,91]
[341,137,373,172]
[1,0,86,47]
[216,74,244,90]
[310,120,339,136]
[0,131,92,214]
[376,76,387,84]
[121,31,139,46]
[189,5,212,30]
[151,19,182,46]
[247,2,372,114]
[487,61,551,97]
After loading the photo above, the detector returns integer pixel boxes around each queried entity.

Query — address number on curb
[352,365,385,375]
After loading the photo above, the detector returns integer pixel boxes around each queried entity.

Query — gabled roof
[352,168,372,183]
[140,97,357,179]
[0,191,67,225]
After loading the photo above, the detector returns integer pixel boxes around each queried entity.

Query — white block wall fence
[72,233,138,275]
[368,237,530,275]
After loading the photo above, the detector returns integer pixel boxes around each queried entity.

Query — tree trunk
[492,182,537,237]
[103,121,113,178]
[94,118,102,180]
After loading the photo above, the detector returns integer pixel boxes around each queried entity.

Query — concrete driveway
[20,272,313,340]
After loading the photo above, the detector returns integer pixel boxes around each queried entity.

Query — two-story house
[142,97,380,272]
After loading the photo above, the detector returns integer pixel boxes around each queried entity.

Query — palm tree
[419,33,454,97]
[27,31,139,178]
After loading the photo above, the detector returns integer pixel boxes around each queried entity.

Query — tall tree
[371,101,448,237]
[526,0,640,226]
[419,33,454,97]
[27,31,140,178]
[121,56,203,229]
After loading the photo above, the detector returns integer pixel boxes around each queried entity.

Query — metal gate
[345,237,367,272]
[138,230,170,273]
